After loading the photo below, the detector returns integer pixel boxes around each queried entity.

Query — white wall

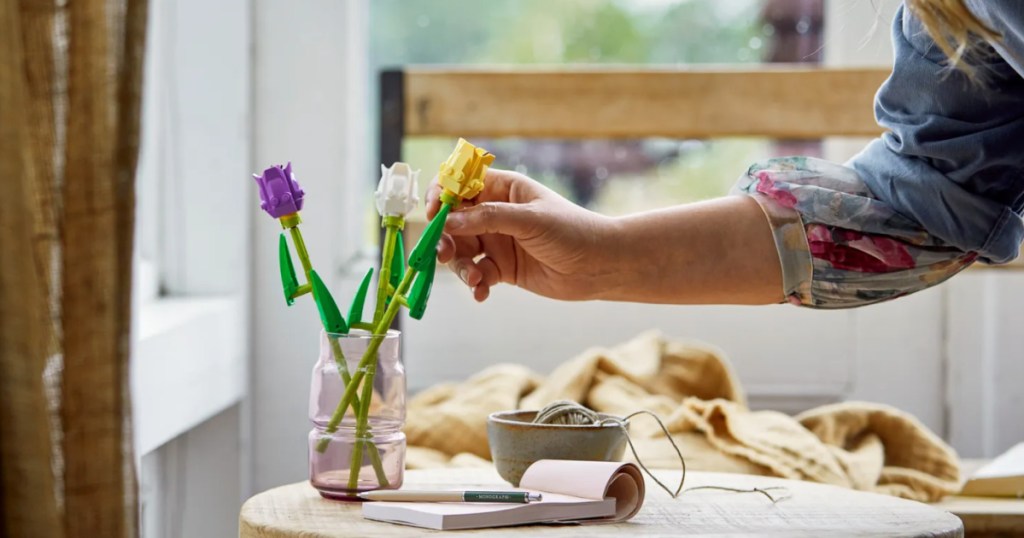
[250,0,371,492]
[947,272,1024,457]
[141,407,242,538]
[822,0,897,161]
[824,0,899,67]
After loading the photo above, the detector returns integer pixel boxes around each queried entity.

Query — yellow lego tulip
[437,138,495,205]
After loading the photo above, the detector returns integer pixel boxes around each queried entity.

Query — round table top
[239,468,963,537]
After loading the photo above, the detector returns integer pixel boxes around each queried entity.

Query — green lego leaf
[279,234,299,306]
[409,203,450,272]
[407,252,437,320]
[390,231,406,291]
[347,267,373,325]
[311,270,349,334]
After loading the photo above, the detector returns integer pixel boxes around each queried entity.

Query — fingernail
[446,214,463,231]
[458,267,469,284]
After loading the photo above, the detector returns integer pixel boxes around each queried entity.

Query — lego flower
[253,162,305,218]
[375,162,420,218]
[437,138,494,204]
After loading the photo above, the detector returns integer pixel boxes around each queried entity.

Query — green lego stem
[316,268,417,453]
[345,217,401,482]
[373,222,401,325]
[291,283,312,298]
[288,225,314,281]
[328,335,389,489]
[347,349,380,490]
[347,218,398,487]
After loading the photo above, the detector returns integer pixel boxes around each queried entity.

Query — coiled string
[532,400,790,503]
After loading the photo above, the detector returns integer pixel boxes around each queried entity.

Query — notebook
[960,442,1024,498]
[361,459,646,530]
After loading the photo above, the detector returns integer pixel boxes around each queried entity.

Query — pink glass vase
[308,330,406,500]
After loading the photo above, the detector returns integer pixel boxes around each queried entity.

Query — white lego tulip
[375,162,421,218]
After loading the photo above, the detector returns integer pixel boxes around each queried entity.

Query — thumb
[445,202,537,237]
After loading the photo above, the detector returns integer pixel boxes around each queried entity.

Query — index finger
[472,168,517,204]
[425,179,443,220]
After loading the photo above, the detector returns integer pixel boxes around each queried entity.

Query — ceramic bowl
[486,410,629,486]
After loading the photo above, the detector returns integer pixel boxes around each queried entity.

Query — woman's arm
[600,196,782,304]
[429,169,783,304]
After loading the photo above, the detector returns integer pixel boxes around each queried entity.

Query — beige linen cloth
[405,331,960,502]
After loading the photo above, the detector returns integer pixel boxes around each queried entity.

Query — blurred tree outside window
[369,0,823,223]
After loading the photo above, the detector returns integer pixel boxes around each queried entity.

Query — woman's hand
[426,168,618,302]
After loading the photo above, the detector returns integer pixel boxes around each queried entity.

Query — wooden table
[240,468,963,537]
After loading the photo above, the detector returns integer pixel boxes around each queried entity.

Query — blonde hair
[905,0,1001,78]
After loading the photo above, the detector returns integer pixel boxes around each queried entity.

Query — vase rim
[324,328,400,339]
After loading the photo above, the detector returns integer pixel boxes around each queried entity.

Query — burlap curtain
[0,0,147,536]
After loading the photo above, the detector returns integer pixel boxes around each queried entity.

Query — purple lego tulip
[253,162,305,218]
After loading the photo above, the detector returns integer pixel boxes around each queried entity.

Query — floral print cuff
[734,157,977,309]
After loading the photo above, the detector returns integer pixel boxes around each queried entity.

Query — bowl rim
[487,409,629,430]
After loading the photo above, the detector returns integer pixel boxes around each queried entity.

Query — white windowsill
[133,296,246,455]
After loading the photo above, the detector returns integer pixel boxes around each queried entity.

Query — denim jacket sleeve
[849,2,1024,264]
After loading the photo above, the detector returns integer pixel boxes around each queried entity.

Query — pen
[357,490,543,503]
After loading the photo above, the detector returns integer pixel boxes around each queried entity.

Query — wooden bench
[932,459,1024,537]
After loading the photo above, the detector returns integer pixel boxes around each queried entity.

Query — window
[371,0,824,223]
